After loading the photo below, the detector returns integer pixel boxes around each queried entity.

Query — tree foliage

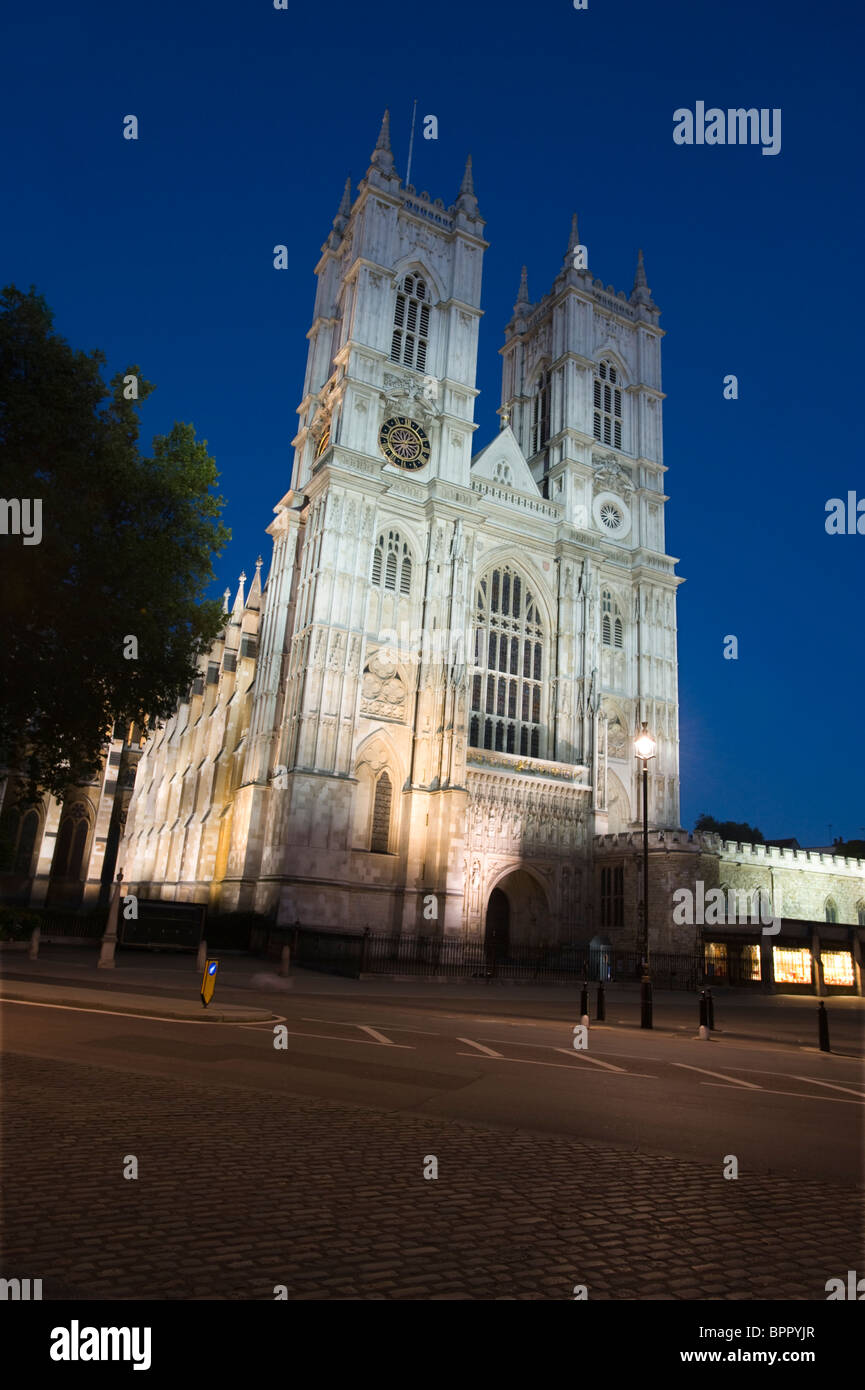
[0,285,230,800]
[695,813,765,844]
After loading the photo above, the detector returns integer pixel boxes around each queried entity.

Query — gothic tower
[499,221,682,835]
[223,113,488,932]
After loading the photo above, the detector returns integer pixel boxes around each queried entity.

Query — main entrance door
[485,887,510,963]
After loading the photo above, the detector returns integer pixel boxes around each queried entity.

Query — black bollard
[699,990,708,1028]
[706,988,715,1031]
[597,982,606,1022]
[580,981,589,1018]
[640,973,653,1029]
[818,1001,830,1053]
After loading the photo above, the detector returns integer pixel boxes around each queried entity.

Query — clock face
[379,416,431,471]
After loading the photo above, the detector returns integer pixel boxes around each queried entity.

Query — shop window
[773,947,812,985]
[821,951,854,987]
[703,942,728,978]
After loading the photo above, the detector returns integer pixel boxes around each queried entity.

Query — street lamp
[634,722,656,1028]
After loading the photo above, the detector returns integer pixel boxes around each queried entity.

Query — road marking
[456,1037,503,1058]
[356,1025,398,1046]
[270,1026,414,1049]
[790,1076,865,1098]
[553,1048,626,1072]
[702,1083,863,1105]
[455,1052,656,1076]
[672,1062,761,1089]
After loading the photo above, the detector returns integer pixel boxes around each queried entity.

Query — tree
[0,285,230,801]
[695,813,765,844]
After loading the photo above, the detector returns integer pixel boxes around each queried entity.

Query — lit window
[371,530,412,594]
[469,566,544,758]
[390,274,430,373]
[741,944,761,981]
[773,947,812,985]
[821,951,854,987]
[370,772,392,853]
[593,359,622,449]
[703,942,728,978]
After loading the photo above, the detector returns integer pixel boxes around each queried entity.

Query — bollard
[818,1001,830,1053]
[196,938,207,972]
[28,925,40,960]
[706,988,715,1031]
[596,982,606,1022]
[580,981,589,1017]
[278,944,291,978]
[640,973,653,1029]
[699,990,708,1028]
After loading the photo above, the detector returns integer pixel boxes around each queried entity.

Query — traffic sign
[201,958,219,1008]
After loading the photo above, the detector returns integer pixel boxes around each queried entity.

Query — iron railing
[262,925,714,988]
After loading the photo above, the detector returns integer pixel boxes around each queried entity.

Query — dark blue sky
[3,0,862,846]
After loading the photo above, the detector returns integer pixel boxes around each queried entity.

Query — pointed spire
[368,109,395,176]
[247,555,264,610]
[630,248,654,307]
[567,212,580,254]
[231,570,246,617]
[513,265,530,321]
[223,588,231,614]
[338,176,352,218]
[454,154,479,217]
[327,175,352,246]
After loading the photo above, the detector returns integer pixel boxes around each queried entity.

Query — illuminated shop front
[772,947,812,986]
[701,921,861,996]
[821,950,854,988]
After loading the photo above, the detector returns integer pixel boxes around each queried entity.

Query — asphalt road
[2,972,864,1301]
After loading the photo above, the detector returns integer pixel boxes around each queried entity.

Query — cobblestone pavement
[2,1053,862,1301]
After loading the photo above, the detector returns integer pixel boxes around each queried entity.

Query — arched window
[531,366,551,457]
[14,809,39,876]
[371,530,412,595]
[0,804,40,876]
[390,273,430,372]
[601,590,624,649]
[824,898,838,924]
[593,359,622,449]
[52,802,90,880]
[370,772,392,853]
[469,566,544,757]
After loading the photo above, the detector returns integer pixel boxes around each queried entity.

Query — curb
[0,988,276,1024]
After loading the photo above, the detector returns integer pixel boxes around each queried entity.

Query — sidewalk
[2,944,864,1052]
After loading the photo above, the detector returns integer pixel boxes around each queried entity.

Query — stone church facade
[112,113,863,966]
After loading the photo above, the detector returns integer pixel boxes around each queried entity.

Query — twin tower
[121,111,682,945]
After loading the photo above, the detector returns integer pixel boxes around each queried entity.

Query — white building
[120,110,685,948]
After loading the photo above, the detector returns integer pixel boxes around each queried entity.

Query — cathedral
[107,112,863,979]
[118,110,679,943]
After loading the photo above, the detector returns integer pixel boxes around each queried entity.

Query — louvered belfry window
[371,530,412,595]
[469,566,544,758]
[602,589,624,649]
[531,367,551,456]
[593,359,622,449]
[390,274,430,372]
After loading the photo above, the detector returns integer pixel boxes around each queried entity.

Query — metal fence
[265,926,707,988]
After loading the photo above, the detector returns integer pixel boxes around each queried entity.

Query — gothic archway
[484,887,510,961]
[486,868,550,949]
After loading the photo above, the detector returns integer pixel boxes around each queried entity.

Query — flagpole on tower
[405,98,418,187]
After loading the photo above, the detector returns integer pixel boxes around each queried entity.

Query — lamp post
[634,723,656,1028]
